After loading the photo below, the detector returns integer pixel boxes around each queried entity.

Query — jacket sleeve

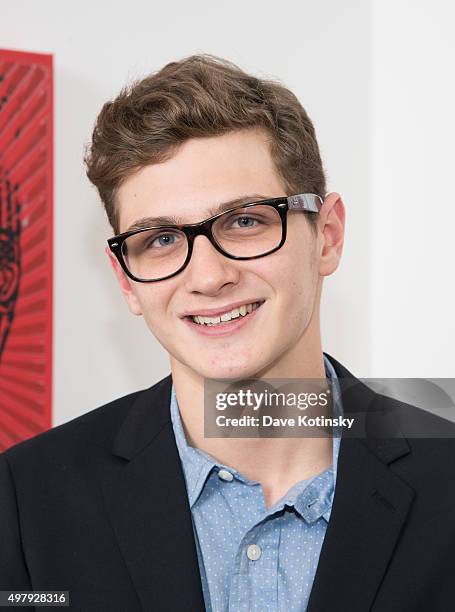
[0,453,32,589]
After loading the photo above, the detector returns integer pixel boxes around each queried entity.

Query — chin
[172,343,269,381]
[199,359,263,382]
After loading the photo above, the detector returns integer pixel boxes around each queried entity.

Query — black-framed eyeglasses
[107,193,323,283]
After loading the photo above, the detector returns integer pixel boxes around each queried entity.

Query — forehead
[115,129,286,233]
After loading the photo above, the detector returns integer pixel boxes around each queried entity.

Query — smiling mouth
[187,301,264,326]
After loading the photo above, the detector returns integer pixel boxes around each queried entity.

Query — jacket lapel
[100,356,417,611]
[308,355,416,611]
[101,375,205,612]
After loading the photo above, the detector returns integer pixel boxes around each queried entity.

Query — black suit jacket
[1,354,455,611]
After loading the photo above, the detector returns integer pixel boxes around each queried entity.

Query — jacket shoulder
[2,375,170,468]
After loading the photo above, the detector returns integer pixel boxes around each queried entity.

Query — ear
[105,246,143,316]
[317,192,346,277]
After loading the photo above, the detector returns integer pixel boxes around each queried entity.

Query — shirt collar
[170,389,214,508]
[170,354,343,515]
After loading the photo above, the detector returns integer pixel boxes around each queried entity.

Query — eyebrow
[124,194,269,233]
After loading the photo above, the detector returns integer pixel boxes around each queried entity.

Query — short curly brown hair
[84,54,326,235]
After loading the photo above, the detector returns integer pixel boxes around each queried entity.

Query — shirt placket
[228,515,281,612]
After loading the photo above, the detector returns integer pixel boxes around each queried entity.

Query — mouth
[182,300,265,335]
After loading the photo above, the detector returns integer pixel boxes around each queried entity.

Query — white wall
[370,0,455,376]
[2,0,451,426]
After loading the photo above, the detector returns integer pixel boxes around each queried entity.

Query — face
[108,129,344,381]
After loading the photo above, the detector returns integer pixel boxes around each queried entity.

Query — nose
[182,234,240,295]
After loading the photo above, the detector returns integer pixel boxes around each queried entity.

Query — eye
[149,233,176,248]
[234,215,257,228]
[143,230,183,250]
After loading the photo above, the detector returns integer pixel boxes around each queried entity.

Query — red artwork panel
[0,49,53,451]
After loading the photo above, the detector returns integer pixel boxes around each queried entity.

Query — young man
[1,55,455,611]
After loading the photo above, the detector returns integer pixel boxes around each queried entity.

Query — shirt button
[218,469,234,482]
[246,544,262,561]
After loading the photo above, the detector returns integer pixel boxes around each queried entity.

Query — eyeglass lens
[121,204,283,281]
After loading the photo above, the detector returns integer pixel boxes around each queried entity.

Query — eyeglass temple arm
[286,194,323,213]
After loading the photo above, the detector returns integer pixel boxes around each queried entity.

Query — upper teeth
[191,302,261,325]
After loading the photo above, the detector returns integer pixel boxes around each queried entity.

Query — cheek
[135,287,172,329]
[280,230,316,282]
[275,248,319,323]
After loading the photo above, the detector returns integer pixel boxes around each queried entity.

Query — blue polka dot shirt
[170,355,342,611]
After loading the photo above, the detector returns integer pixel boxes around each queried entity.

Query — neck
[169,314,333,508]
